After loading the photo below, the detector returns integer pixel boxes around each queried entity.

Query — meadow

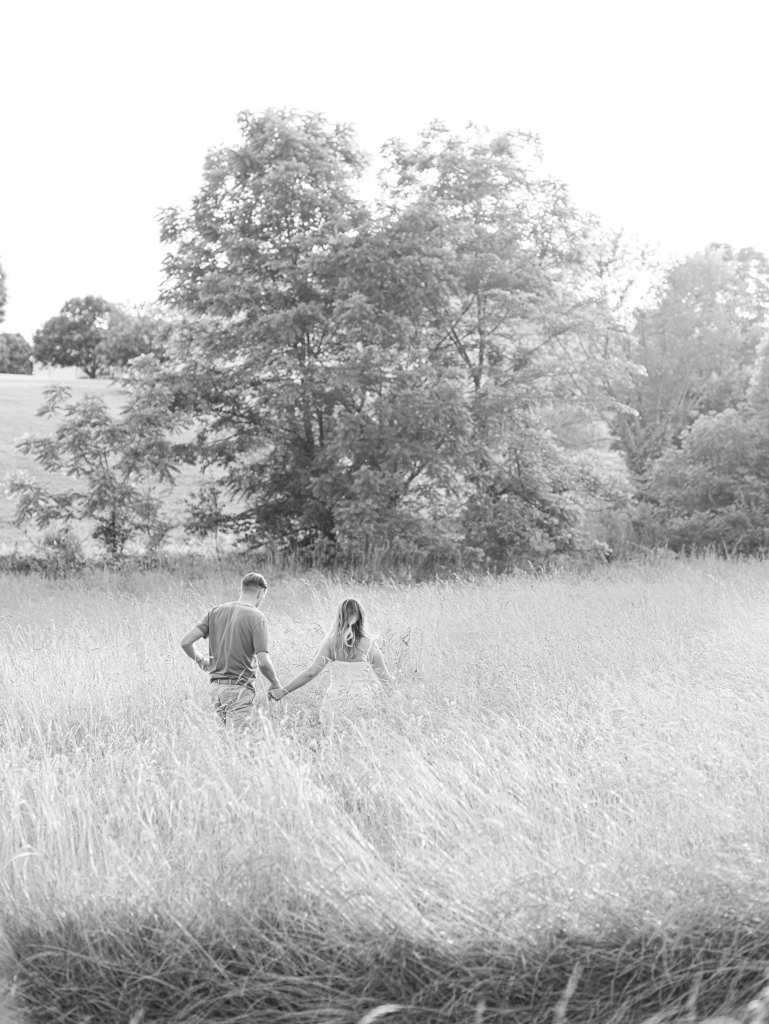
[2,557,769,1022]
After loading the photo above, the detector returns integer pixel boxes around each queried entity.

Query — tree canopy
[15,111,769,565]
[32,297,163,377]
[141,111,638,566]
[616,244,769,473]
[33,296,113,377]
[0,333,33,373]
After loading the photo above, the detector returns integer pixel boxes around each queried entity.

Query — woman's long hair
[328,598,371,658]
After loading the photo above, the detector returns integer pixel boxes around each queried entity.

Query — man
[180,572,280,728]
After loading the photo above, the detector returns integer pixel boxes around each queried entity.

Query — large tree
[640,329,769,555]
[374,124,638,557]
[146,111,635,566]
[616,244,769,473]
[156,109,395,552]
[0,333,33,373]
[33,295,113,377]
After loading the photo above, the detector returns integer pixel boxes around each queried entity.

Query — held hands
[268,686,287,702]
[197,656,211,672]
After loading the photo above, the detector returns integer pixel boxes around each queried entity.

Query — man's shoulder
[209,601,266,621]
[210,601,234,614]
[233,602,267,621]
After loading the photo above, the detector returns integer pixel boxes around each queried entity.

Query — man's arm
[256,651,280,690]
[181,627,210,671]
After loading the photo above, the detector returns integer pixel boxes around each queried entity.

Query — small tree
[0,333,33,373]
[8,384,180,558]
[183,480,230,559]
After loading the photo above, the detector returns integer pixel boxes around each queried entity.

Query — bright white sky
[1,0,768,340]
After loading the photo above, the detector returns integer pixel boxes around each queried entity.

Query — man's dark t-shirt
[195,602,269,688]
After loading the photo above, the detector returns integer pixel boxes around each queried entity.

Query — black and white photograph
[2,0,769,1020]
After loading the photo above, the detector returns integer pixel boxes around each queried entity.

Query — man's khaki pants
[209,682,255,728]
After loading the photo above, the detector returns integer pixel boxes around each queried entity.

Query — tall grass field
[2,558,769,1023]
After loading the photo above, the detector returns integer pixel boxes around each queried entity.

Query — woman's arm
[370,642,392,684]
[269,641,330,701]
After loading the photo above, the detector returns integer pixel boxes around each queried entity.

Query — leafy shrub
[642,408,769,554]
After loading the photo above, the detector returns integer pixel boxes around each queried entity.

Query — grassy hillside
[0,373,204,550]
[0,374,127,546]
[2,558,769,1021]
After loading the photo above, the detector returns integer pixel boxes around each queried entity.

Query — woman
[269,598,392,731]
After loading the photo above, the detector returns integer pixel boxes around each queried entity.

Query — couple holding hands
[181,572,393,730]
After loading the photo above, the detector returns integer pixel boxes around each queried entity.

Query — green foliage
[0,526,87,576]
[8,384,180,558]
[99,303,167,372]
[32,297,161,378]
[36,526,86,573]
[644,407,769,553]
[618,244,769,472]
[619,244,769,554]
[0,258,7,323]
[33,295,113,377]
[0,332,33,373]
[183,479,229,557]
[146,110,637,566]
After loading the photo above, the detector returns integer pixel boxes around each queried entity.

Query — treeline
[6,110,769,568]
[0,295,164,377]
[0,261,34,373]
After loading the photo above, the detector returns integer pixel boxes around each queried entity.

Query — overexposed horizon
[1,0,768,340]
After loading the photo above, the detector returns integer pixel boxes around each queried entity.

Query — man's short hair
[241,572,268,592]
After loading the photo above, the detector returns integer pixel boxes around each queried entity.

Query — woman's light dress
[320,645,378,731]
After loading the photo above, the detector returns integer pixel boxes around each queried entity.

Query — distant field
[0,373,204,549]
[3,559,769,1022]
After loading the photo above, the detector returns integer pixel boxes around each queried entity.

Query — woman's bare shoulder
[317,637,334,659]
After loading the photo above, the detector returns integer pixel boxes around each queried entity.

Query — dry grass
[2,556,769,1021]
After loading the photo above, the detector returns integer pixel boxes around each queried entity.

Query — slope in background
[0,373,203,549]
